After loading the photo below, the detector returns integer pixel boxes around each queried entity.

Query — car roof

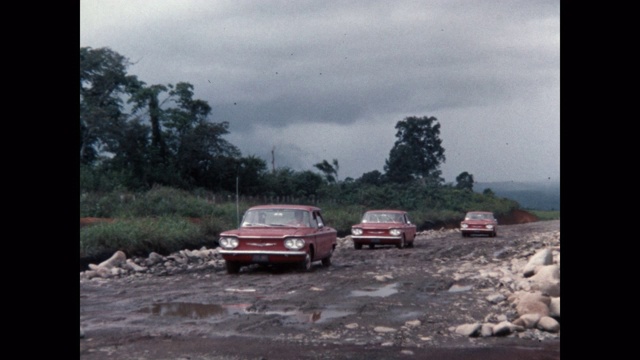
[466,211,494,215]
[247,204,321,212]
[365,209,406,214]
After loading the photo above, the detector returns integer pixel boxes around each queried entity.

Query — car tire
[396,236,405,249]
[225,261,240,274]
[321,256,331,267]
[354,243,362,250]
[492,231,497,237]
[300,253,312,271]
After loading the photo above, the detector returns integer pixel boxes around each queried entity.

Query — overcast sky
[80,0,559,184]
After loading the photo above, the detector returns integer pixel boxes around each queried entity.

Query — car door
[404,213,417,240]
[312,211,334,257]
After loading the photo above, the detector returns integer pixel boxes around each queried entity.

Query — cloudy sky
[80,0,559,184]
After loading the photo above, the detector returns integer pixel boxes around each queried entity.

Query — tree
[455,172,474,191]
[80,47,139,165]
[384,116,446,184]
[314,159,339,183]
[482,188,495,197]
[357,170,384,186]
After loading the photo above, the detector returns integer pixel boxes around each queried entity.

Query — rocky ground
[80,218,560,360]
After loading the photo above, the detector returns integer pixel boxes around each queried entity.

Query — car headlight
[390,229,401,236]
[486,225,494,229]
[352,228,363,236]
[284,238,305,250]
[460,224,468,229]
[219,237,239,249]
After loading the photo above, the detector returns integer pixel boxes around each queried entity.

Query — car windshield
[362,212,403,223]
[466,213,492,220]
[241,209,311,227]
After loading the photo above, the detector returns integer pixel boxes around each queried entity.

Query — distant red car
[351,210,417,249]
[218,205,337,274]
[460,211,498,237]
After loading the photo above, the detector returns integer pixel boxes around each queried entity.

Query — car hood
[461,220,495,225]
[220,227,315,238]
[352,223,403,229]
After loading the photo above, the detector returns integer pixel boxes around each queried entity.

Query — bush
[80,216,204,259]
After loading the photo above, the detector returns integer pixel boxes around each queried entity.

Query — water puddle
[143,302,351,323]
[350,283,398,297]
[144,302,251,319]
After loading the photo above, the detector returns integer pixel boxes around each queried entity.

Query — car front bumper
[352,235,402,245]
[218,249,307,264]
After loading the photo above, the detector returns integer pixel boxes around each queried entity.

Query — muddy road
[80,220,560,360]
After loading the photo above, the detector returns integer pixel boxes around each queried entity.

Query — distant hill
[473,181,560,211]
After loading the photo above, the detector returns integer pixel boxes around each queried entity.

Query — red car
[351,210,417,249]
[218,205,337,274]
[460,211,498,237]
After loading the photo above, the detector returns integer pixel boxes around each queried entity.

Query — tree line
[81,46,479,201]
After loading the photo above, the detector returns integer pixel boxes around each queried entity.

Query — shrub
[80,216,203,259]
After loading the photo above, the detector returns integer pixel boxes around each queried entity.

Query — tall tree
[80,47,138,164]
[384,116,446,184]
[455,171,474,191]
[314,159,339,183]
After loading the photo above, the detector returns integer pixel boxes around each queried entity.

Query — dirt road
[80,220,560,360]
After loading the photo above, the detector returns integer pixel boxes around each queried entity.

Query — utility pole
[271,146,276,173]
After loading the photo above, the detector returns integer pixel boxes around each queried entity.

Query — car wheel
[492,231,497,237]
[408,240,414,248]
[300,253,312,271]
[354,243,362,250]
[396,236,405,249]
[321,256,331,267]
[225,261,240,274]
[368,244,375,249]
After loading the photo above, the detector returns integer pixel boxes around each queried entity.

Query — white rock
[523,248,552,277]
[549,297,560,318]
[454,323,481,337]
[537,316,560,332]
[405,320,421,328]
[480,324,493,337]
[486,293,506,304]
[374,326,397,333]
[529,264,560,297]
[513,313,541,329]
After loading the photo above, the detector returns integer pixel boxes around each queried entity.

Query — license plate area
[252,254,269,262]
[370,238,380,243]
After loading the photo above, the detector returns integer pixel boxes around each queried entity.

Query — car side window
[315,212,324,228]
[310,212,319,228]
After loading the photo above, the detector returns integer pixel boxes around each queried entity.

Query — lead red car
[218,205,337,274]
[460,211,498,237]
[350,210,417,249]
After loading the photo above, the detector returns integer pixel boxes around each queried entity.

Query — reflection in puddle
[147,302,250,319]
[144,302,351,323]
[350,283,398,297]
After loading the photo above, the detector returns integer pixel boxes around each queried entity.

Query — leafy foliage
[455,171,474,191]
[384,116,445,184]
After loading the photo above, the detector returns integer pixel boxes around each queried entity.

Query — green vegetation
[80,185,523,260]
